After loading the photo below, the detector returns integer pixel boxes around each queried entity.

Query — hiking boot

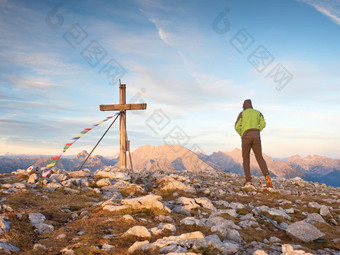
[243,182,256,191]
[265,176,273,188]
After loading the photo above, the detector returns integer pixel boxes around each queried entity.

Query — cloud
[3,76,63,89]
[299,0,340,26]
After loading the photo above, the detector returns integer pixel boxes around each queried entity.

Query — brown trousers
[241,129,269,182]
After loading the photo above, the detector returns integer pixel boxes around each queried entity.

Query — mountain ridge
[0,144,339,187]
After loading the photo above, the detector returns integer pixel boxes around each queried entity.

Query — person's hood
[243,99,253,110]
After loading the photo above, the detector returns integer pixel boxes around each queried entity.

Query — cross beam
[99,83,147,170]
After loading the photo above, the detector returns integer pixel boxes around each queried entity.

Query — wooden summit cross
[100,82,147,170]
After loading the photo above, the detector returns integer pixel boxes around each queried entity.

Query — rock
[28,173,38,183]
[0,217,11,234]
[253,250,268,255]
[121,194,171,213]
[305,213,327,225]
[0,241,20,254]
[103,205,129,212]
[205,216,241,229]
[319,205,331,217]
[44,182,63,191]
[102,243,114,251]
[13,182,26,189]
[280,222,289,229]
[286,221,325,242]
[269,236,281,243]
[180,217,202,226]
[230,202,245,210]
[150,231,207,250]
[206,234,240,254]
[96,170,129,180]
[96,178,112,187]
[149,223,176,235]
[308,202,321,209]
[29,213,46,225]
[282,244,314,255]
[238,219,259,228]
[61,247,75,255]
[128,241,150,254]
[57,233,66,239]
[205,234,222,247]
[33,243,47,250]
[172,197,200,215]
[215,208,238,218]
[123,215,134,221]
[284,208,295,214]
[29,212,54,234]
[257,205,291,220]
[49,174,68,182]
[123,226,151,239]
[61,178,83,188]
[159,178,195,193]
[194,197,216,211]
[222,241,241,254]
[35,223,54,234]
[69,170,92,178]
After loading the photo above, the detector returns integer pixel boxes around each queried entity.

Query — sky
[0,0,340,159]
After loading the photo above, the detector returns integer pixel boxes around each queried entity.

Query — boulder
[150,231,207,250]
[253,250,268,255]
[282,244,314,255]
[308,202,321,209]
[286,221,325,242]
[123,226,151,239]
[0,217,11,234]
[96,170,129,180]
[222,241,241,254]
[257,205,291,220]
[128,241,150,254]
[304,213,327,225]
[103,205,129,212]
[13,183,26,189]
[172,197,200,215]
[44,182,62,191]
[319,205,331,217]
[159,179,195,193]
[149,223,176,235]
[28,173,38,184]
[34,223,54,234]
[180,217,203,226]
[68,170,92,178]
[29,213,46,225]
[0,241,20,254]
[29,213,54,234]
[194,197,216,211]
[121,194,170,213]
[96,178,113,187]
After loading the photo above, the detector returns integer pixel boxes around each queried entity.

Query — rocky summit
[0,167,339,255]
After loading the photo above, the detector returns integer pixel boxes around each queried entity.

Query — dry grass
[1,172,339,254]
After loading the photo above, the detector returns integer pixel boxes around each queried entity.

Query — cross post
[100,82,147,170]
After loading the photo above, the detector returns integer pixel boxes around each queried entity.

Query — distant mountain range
[1,144,339,187]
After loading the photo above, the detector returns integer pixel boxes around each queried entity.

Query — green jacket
[235,99,266,137]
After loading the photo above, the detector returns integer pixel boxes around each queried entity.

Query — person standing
[235,99,272,188]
